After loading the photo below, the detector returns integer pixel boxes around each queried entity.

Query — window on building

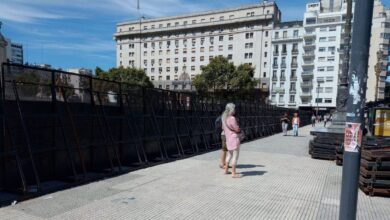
[245,53,253,59]
[183,57,187,63]
[317,67,325,72]
[191,57,195,62]
[283,31,287,38]
[166,75,171,80]
[192,20,196,24]
[320,27,327,32]
[229,15,234,19]
[227,54,232,60]
[218,45,223,51]
[319,47,326,52]
[279,95,284,103]
[317,77,325,82]
[293,30,299,37]
[264,52,268,57]
[328,46,336,52]
[325,87,333,93]
[200,56,205,61]
[209,46,214,52]
[329,27,336,31]
[328,36,336,41]
[316,98,323,103]
[327,56,335,61]
[282,44,287,54]
[246,32,254,39]
[183,48,187,54]
[166,58,170,64]
[275,32,279,39]
[228,45,233,50]
[318,57,326,62]
[290,95,295,103]
[200,47,205,52]
[325,98,332,103]
[265,31,269,37]
[183,21,188,25]
[327,66,334,71]
[174,49,179,54]
[326,76,334,82]
[229,35,233,41]
[219,36,223,41]
[144,43,148,48]
[319,37,326,42]
[191,66,195,71]
[210,36,214,44]
[129,44,134,48]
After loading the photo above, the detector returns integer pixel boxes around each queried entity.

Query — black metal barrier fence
[0,63,311,199]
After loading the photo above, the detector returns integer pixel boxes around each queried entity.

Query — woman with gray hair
[221,103,241,178]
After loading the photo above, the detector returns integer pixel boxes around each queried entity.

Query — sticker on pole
[344,122,362,153]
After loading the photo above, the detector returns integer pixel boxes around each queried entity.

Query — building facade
[298,1,348,111]
[114,2,281,90]
[5,38,23,64]
[270,21,303,108]
[66,68,93,102]
[366,0,390,102]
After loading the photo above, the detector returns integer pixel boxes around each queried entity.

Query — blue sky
[1,0,390,72]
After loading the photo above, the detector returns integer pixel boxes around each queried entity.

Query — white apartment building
[270,21,303,109]
[66,68,92,102]
[114,1,281,90]
[5,38,23,64]
[366,0,390,102]
[299,1,347,111]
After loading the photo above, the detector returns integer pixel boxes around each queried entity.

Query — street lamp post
[374,50,383,101]
[316,81,321,116]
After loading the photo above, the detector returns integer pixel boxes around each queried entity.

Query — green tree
[94,66,153,88]
[197,56,235,91]
[229,64,258,91]
[193,56,257,93]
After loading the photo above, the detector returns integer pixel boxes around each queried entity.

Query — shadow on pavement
[241,170,267,177]
[236,164,265,169]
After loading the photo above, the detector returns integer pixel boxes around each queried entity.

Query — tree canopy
[95,66,153,88]
[192,56,258,93]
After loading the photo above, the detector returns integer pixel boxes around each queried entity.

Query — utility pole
[339,0,374,219]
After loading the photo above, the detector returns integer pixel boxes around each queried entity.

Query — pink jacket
[222,116,240,150]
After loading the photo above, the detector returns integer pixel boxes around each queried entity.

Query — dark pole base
[339,151,361,220]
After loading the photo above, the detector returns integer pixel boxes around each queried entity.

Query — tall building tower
[300,1,348,112]
[270,21,303,108]
[114,2,281,90]
[366,0,390,102]
[5,38,23,64]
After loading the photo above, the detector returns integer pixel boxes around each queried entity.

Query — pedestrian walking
[311,114,316,127]
[222,103,241,178]
[292,113,300,137]
[215,115,227,169]
[280,113,290,135]
[324,114,328,127]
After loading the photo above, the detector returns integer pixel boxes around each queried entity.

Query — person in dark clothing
[280,113,290,136]
[215,115,227,168]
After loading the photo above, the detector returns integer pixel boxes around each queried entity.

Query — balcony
[291,50,299,55]
[302,61,314,67]
[273,51,279,56]
[300,92,312,97]
[302,52,315,58]
[303,42,315,49]
[290,76,297,81]
[289,90,297,94]
[281,51,287,56]
[301,71,314,78]
[280,76,286,81]
[272,76,278,81]
[273,63,279,69]
[288,102,297,106]
[272,87,285,94]
[291,63,298,68]
[281,63,287,68]
[303,32,316,39]
[301,82,313,88]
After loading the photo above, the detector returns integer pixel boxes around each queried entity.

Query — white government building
[114,0,389,111]
[114,1,280,91]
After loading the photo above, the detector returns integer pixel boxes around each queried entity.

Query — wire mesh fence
[0,63,312,202]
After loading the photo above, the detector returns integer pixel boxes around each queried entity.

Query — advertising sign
[344,122,362,153]
[374,109,390,137]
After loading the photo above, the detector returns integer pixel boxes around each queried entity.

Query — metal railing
[0,63,312,203]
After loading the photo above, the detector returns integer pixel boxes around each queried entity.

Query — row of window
[272,95,333,104]
[151,74,195,81]
[319,36,336,42]
[274,30,299,39]
[138,11,259,31]
[273,56,298,66]
[274,43,299,54]
[119,33,255,51]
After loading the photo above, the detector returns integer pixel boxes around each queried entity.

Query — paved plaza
[1,125,390,220]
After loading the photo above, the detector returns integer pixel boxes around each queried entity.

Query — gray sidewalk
[1,125,390,220]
